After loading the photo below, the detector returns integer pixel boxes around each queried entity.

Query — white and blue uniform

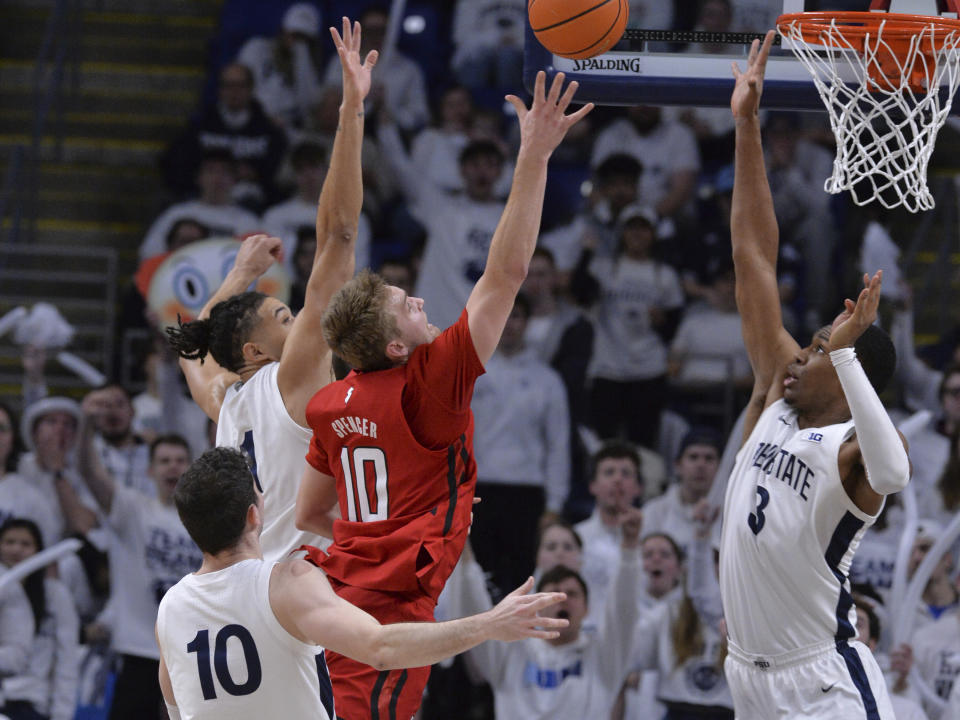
[157,559,334,720]
[719,399,895,719]
[216,362,329,563]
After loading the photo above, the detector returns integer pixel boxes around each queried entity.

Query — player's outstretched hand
[484,577,568,642]
[731,30,775,119]
[233,234,284,278]
[507,71,594,161]
[829,270,883,350]
[331,17,378,105]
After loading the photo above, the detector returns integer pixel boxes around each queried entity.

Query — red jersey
[304,310,484,600]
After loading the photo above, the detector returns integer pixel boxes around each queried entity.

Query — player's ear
[241,340,262,364]
[385,339,408,362]
[247,501,262,533]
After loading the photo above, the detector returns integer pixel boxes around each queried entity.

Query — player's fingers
[566,102,594,125]
[506,576,535,597]
[534,70,546,104]
[527,592,566,611]
[533,616,569,628]
[354,20,363,52]
[747,37,759,65]
[341,16,351,46]
[330,26,344,49]
[364,49,379,69]
[547,72,565,105]
[731,62,742,79]
[505,94,528,120]
[557,79,579,111]
[756,29,776,71]
[526,629,561,639]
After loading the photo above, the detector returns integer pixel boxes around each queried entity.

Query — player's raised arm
[465,71,593,364]
[730,31,800,428]
[831,271,911,511]
[168,234,282,421]
[277,17,377,426]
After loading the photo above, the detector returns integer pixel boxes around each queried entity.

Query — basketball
[529,0,629,60]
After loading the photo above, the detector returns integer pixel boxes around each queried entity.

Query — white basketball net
[778,17,960,212]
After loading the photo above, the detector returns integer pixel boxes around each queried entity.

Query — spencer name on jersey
[749,440,815,501]
[329,415,378,440]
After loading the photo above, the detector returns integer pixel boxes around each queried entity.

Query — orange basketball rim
[777,8,960,93]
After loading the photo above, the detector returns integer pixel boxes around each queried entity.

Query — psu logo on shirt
[804,432,823,443]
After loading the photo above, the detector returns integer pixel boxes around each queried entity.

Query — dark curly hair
[165,292,267,373]
[174,447,258,555]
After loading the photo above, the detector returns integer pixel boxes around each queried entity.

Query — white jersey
[720,399,878,657]
[217,363,328,562]
[157,559,334,720]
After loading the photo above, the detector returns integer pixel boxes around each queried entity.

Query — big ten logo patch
[804,432,823,443]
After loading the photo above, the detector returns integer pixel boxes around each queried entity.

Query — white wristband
[829,346,857,367]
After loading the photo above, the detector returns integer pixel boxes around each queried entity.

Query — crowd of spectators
[2,1,959,719]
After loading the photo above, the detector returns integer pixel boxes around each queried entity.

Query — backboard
[523,0,960,109]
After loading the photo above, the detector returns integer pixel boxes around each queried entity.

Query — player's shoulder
[157,574,190,617]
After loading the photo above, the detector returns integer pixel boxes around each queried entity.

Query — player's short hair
[459,139,505,165]
[537,564,588,603]
[166,291,268,373]
[589,439,642,481]
[321,269,399,372]
[852,324,896,394]
[149,433,191,463]
[595,154,643,184]
[175,447,258,555]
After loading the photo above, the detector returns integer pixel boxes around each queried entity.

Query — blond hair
[321,269,399,371]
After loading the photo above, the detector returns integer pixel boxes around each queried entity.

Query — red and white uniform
[304,309,484,720]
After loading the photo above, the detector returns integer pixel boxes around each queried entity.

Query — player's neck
[237,359,269,383]
[197,537,261,574]
[795,401,850,430]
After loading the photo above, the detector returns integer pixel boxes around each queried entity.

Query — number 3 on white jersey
[340,446,388,522]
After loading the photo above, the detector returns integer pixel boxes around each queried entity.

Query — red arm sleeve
[402,309,485,449]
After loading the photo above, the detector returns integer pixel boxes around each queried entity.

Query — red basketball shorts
[325,579,436,720]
